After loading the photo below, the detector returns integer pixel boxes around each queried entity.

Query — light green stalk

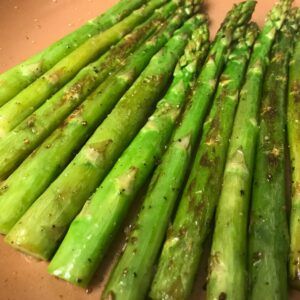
[5,12,199,261]
[206,1,291,299]
[102,22,209,300]
[49,17,208,291]
[0,4,186,234]
[0,0,156,106]
[0,0,180,181]
[288,10,300,291]
[151,21,259,300]
[0,0,168,136]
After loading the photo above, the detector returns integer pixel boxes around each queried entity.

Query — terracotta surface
[0,0,300,299]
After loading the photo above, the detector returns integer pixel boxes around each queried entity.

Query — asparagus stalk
[0,0,180,182]
[0,0,149,107]
[5,12,200,261]
[206,1,291,299]
[0,4,186,234]
[288,10,300,290]
[0,0,168,137]
[150,21,259,300]
[48,16,208,290]
[248,12,297,299]
[102,22,209,300]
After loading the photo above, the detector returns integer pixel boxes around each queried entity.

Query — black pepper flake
[219,292,227,300]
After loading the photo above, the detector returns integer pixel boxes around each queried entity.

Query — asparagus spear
[102,22,209,300]
[0,4,186,234]
[48,16,208,290]
[0,0,149,107]
[5,13,200,261]
[0,4,187,234]
[0,0,180,182]
[248,12,297,299]
[288,9,300,290]
[206,1,291,299]
[0,0,168,137]
[150,21,259,300]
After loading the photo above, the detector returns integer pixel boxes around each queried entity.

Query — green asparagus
[248,12,297,299]
[0,0,168,137]
[0,4,186,234]
[0,0,180,181]
[101,22,209,300]
[150,21,258,300]
[48,16,208,289]
[0,0,149,107]
[288,9,300,290]
[206,1,291,299]
[5,13,199,261]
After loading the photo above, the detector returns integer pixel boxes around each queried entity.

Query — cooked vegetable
[0,0,180,181]
[0,2,185,234]
[288,8,300,291]
[5,11,200,261]
[0,0,168,136]
[206,1,291,299]
[151,10,258,300]
[1,0,299,296]
[248,11,298,300]
[101,21,209,300]
[49,15,208,290]
[0,0,150,106]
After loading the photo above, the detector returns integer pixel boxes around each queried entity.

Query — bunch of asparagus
[0,0,300,298]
